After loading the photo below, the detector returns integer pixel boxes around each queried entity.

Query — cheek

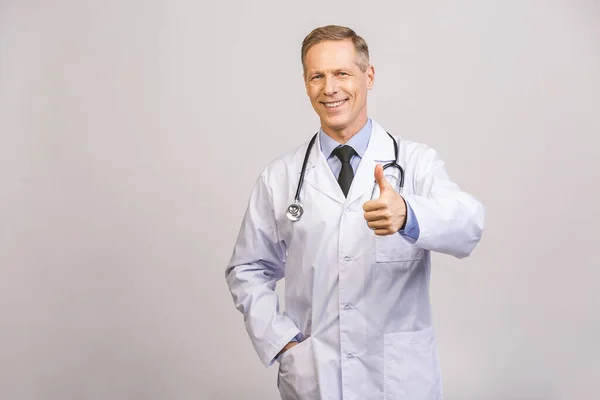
[308,89,320,103]
[353,85,367,102]
[308,93,318,106]
[344,82,360,98]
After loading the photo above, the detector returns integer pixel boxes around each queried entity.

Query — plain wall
[1,0,599,399]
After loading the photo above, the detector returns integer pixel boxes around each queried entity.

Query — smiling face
[304,39,375,142]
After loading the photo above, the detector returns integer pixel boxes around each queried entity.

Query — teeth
[324,100,346,108]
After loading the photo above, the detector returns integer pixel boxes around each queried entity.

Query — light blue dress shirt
[318,118,420,240]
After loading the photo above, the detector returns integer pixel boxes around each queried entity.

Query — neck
[322,114,368,144]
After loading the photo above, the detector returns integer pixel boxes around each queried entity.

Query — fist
[362,164,407,235]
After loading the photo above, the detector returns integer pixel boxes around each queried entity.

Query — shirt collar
[319,118,372,159]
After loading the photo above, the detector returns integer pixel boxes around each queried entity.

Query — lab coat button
[344,304,353,311]
[346,353,355,360]
[343,256,351,262]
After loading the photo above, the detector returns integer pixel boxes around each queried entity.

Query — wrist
[277,341,297,357]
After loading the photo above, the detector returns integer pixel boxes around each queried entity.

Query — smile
[322,99,347,109]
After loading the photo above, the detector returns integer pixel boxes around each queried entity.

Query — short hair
[301,25,370,73]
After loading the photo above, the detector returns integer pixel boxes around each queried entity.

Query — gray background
[1,0,599,399]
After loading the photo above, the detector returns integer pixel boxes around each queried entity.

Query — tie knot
[332,145,356,164]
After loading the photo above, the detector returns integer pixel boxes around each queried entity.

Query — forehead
[304,39,359,72]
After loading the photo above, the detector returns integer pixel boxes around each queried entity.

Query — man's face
[304,39,375,139]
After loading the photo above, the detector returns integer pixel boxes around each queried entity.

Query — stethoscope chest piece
[286,203,304,222]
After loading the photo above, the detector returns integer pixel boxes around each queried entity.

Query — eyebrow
[307,68,353,76]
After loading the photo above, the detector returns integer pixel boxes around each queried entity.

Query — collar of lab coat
[303,119,396,206]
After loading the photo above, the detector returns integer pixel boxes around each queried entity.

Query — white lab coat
[226,120,484,400]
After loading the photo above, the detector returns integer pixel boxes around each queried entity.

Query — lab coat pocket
[277,337,319,400]
[383,328,442,400]
[375,234,424,263]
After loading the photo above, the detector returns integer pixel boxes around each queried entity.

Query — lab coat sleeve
[225,172,301,367]
[402,145,485,258]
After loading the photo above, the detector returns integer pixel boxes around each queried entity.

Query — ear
[366,64,375,90]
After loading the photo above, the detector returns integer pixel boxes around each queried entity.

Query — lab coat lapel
[303,134,346,205]
[347,121,396,205]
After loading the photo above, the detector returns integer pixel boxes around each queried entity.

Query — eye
[311,74,323,81]
[338,72,348,76]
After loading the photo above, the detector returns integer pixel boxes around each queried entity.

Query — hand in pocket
[277,337,319,400]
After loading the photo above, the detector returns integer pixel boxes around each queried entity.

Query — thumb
[375,164,392,194]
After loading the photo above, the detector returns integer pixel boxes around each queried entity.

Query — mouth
[321,99,348,109]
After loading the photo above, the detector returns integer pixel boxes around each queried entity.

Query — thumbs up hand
[362,164,407,236]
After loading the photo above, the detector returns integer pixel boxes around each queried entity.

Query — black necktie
[332,145,356,197]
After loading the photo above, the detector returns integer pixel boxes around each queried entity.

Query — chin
[322,115,349,131]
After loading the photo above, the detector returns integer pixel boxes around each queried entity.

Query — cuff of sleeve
[399,198,420,242]
[265,328,303,367]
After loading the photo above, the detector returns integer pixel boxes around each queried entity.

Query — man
[225,25,484,400]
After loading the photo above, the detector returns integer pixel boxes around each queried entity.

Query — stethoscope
[286,132,404,222]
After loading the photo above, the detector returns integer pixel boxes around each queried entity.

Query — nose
[323,75,338,96]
